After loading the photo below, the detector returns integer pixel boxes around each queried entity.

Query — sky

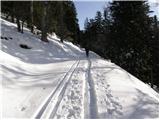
[74,0,159,30]
[74,1,106,30]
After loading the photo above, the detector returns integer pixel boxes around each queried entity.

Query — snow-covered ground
[0,18,159,119]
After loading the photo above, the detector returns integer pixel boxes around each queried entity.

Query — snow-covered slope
[0,18,159,119]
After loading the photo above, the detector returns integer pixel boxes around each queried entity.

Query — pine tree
[109,1,157,86]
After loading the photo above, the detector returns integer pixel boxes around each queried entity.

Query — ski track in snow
[83,59,90,118]
[53,60,84,119]
[33,60,80,119]
[85,58,98,118]
[49,60,80,119]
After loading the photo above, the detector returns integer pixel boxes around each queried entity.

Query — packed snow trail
[86,58,98,118]
[0,18,159,119]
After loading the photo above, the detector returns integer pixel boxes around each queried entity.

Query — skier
[85,47,89,57]
[84,37,90,57]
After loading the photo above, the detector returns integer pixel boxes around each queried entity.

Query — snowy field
[0,18,159,119]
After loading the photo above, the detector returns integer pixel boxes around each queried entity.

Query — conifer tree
[109,1,157,87]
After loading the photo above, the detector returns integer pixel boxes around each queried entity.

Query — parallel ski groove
[83,59,90,118]
[34,61,78,119]
[87,58,99,118]
[49,60,80,118]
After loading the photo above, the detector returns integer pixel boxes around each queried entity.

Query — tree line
[1,1,80,43]
[80,1,159,89]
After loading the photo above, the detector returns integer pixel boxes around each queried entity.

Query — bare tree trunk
[16,17,21,32]
[21,21,24,33]
[151,68,153,88]
[11,14,14,23]
[59,1,64,43]
[41,2,48,42]
[30,0,34,33]
[6,14,9,19]
[11,3,15,23]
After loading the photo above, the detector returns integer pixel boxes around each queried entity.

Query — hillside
[0,18,159,119]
